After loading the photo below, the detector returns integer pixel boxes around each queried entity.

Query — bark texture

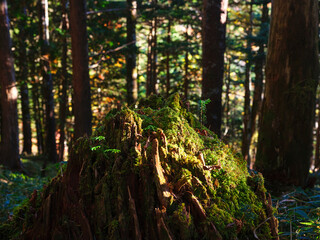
[19,4,32,154]
[146,0,158,96]
[70,0,92,139]
[126,0,138,105]
[0,0,21,169]
[39,0,57,162]
[202,0,228,138]
[58,0,69,162]
[255,0,319,187]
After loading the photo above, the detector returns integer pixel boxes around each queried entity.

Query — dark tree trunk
[202,0,228,138]
[255,0,319,187]
[222,58,231,138]
[241,0,253,167]
[184,25,189,100]
[249,2,269,163]
[126,0,138,105]
[146,0,158,96]
[29,41,44,155]
[58,0,69,162]
[315,99,320,169]
[166,19,171,98]
[0,0,21,170]
[69,0,92,139]
[39,0,57,162]
[32,77,44,155]
[19,4,32,155]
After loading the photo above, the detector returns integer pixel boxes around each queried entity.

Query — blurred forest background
[1,0,320,238]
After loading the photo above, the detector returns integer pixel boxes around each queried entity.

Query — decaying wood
[152,138,171,208]
[3,95,278,240]
[266,193,279,240]
[128,186,142,240]
[185,192,222,240]
[155,208,174,240]
[198,152,221,170]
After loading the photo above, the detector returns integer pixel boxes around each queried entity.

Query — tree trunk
[184,25,189,100]
[19,4,32,155]
[39,0,57,162]
[315,98,320,170]
[241,0,253,167]
[255,0,319,187]
[202,0,228,138]
[146,0,158,96]
[249,2,269,164]
[69,0,92,139]
[166,19,171,98]
[0,0,21,170]
[222,57,231,138]
[126,0,138,105]
[58,0,69,162]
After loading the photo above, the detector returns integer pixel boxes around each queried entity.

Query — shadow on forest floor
[0,155,64,222]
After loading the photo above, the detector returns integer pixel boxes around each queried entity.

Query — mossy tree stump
[1,94,278,240]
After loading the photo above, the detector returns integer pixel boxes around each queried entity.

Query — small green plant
[199,99,211,124]
[91,135,120,156]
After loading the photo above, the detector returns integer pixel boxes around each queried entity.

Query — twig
[253,217,271,239]
[86,8,126,15]
[89,41,136,69]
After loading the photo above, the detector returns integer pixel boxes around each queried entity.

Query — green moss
[2,94,276,240]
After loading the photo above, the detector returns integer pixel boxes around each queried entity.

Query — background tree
[69,0,92,139]
[39,0,57,162]
[126,0,138,104]
[255,0,319,187]
[18,2,32,154]
[58,0,69,162]
[0,0,20,170]
[202,0,228,138]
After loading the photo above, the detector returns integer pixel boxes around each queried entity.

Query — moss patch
[0,93,278,240]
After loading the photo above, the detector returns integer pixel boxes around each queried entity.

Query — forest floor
[0,157,319,239]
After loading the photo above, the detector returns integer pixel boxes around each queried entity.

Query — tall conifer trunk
[0,0,21,169]
[39,0,57,162]
[146,0,158,96]
[58,0,69,162]
[202,0,228,138]
[166,19,171,97]
[69,0,92,139]
[19,3,32,154]
[241,0,253,167]
[256,0,319,187]
[126,0,138,104]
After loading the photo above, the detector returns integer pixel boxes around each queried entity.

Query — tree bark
[146,0,158,96]
[19,4,32,154]
[58,0,69,162]
[249,2,269,164]
[166,19,171,98]
[241,0,253,167]
[39,0,57,162]
[69,0,92,139]
[255,0,319,187]
[126,0,138,105]
[0,0,21,170]
[202,0,228,138]
[315,98,320,169]
[184,25,189,100]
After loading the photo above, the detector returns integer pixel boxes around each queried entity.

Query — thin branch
[89,41,136,69]
[86,8,126,15]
